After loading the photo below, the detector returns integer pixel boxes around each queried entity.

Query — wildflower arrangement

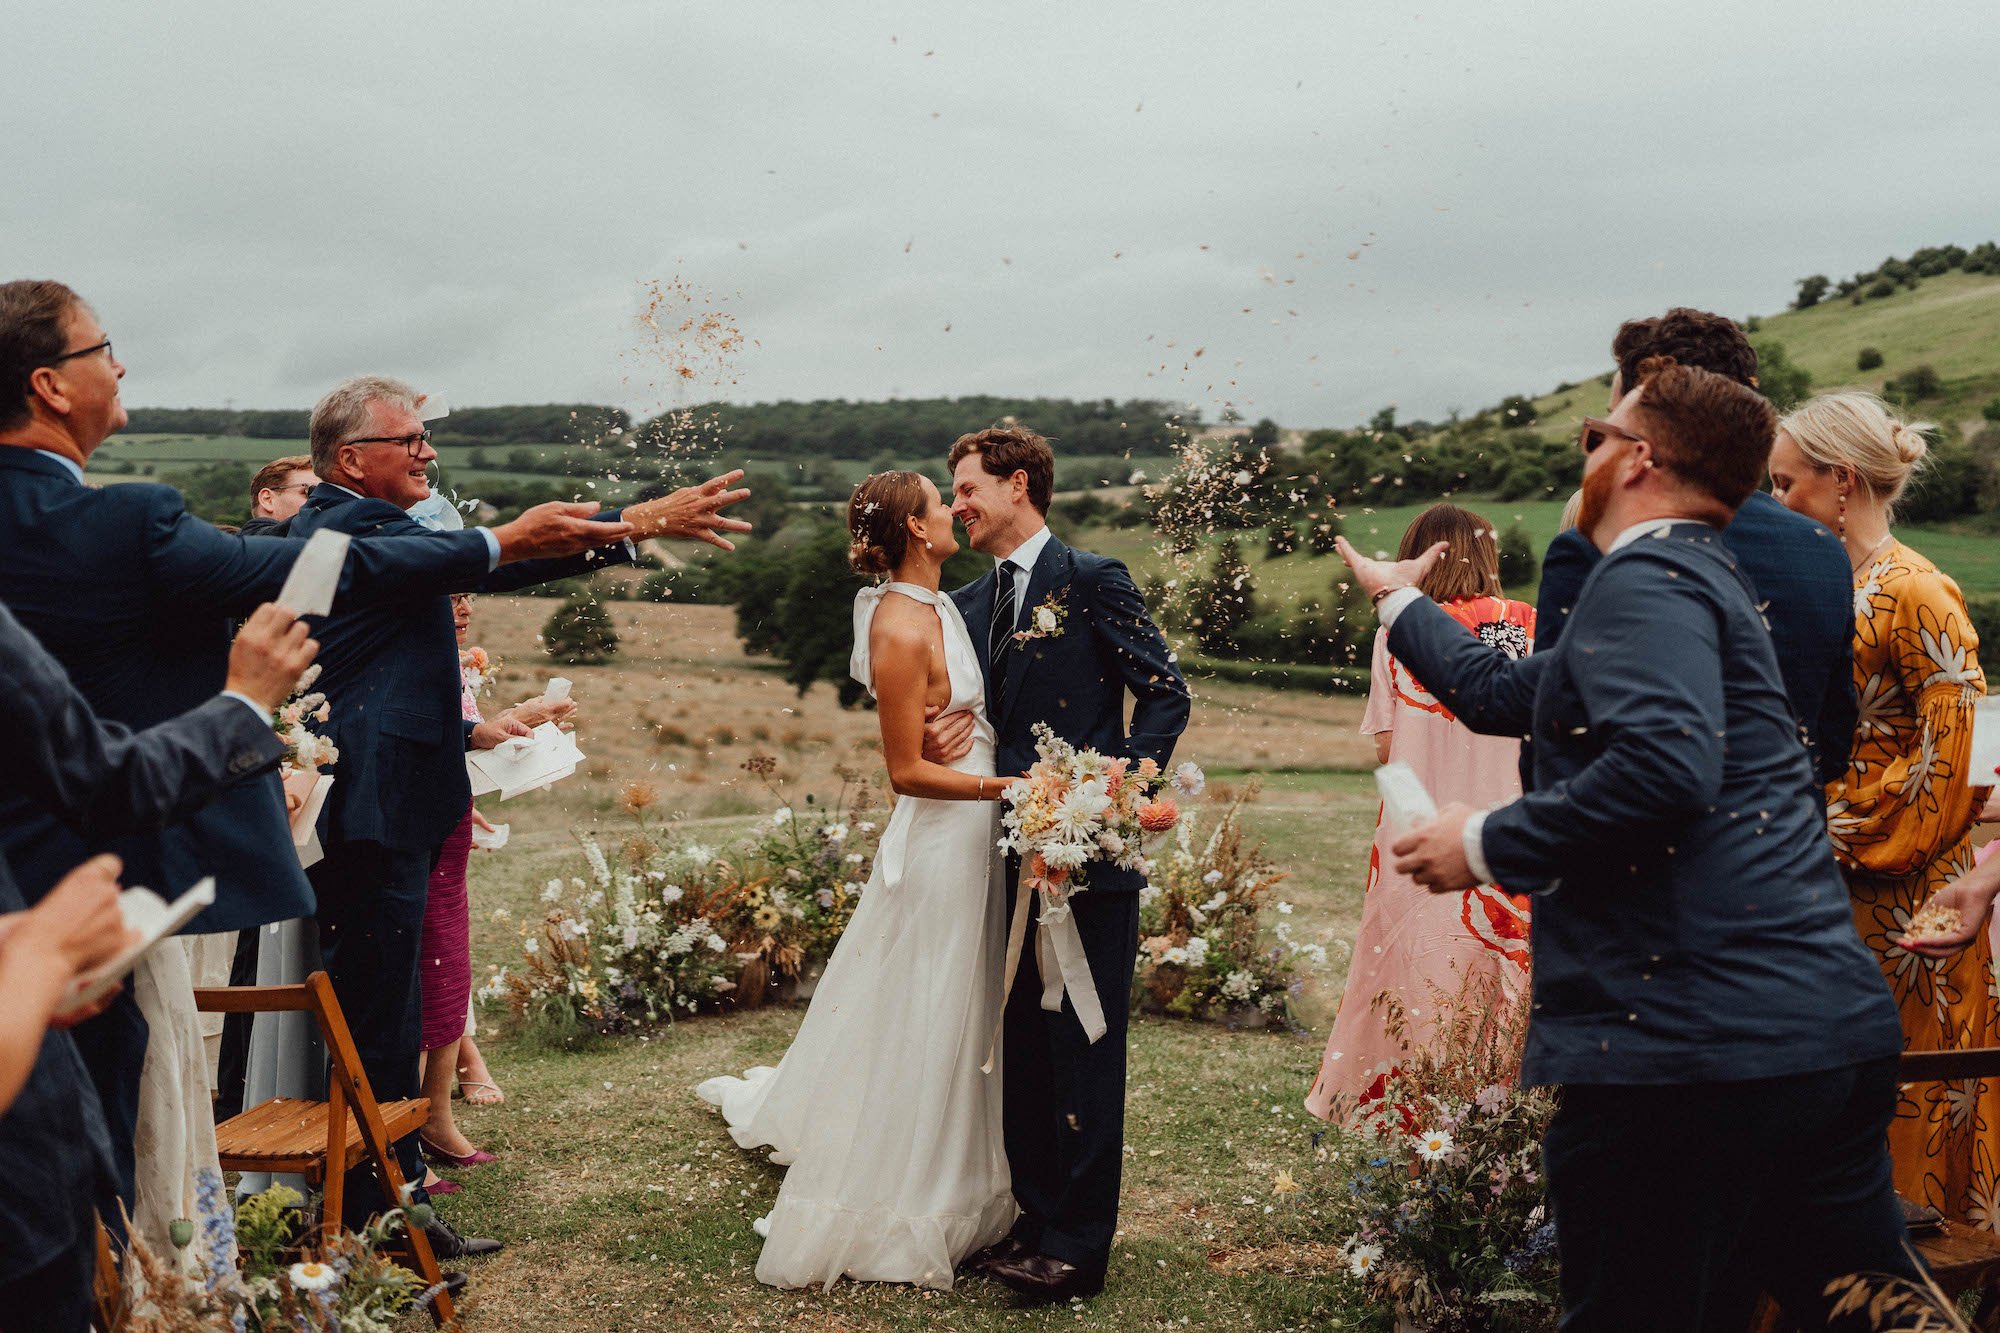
[1134,778,1325,1026]
[485,759,885,1035]
[723,756,882,985]
[117,1173,421,1332]
[271,664,338,770]
[1000,723,1192,895]
[1325,985,1561,1332]
[487,836,740,1038]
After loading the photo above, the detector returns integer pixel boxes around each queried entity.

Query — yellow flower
[1272,1169,1300,1196]
[754,904,783,930]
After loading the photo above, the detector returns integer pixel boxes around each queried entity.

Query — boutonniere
[1013,588,1069,648]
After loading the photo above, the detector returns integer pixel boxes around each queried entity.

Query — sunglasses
[1578,416,1642,454]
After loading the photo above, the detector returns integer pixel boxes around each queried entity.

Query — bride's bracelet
[976,776,986,801]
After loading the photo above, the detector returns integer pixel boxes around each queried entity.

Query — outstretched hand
[621,469,755,551]
[1897,869,2000,959]
[1391,802,1478,893]
[1333,536,1448,604]
[492,502,638,564]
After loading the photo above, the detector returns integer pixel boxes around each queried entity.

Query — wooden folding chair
[194,970,456,1325]
[1750,1046,2000,1331]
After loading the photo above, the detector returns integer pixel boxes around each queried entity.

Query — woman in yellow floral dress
[1771,391,1998,1227]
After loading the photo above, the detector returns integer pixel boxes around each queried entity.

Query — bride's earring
[925,540,934,551]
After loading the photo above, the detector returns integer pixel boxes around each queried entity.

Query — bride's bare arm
[871,609,1012,802]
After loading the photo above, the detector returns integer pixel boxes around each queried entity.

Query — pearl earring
[925,540,934,551]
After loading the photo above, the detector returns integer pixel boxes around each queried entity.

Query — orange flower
[1137,797,1180,832]
[1136,757,1161,780]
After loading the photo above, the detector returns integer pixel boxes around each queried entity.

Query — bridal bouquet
[272,664,338,771]
[460,644,498,698]
[999,722,1191,893]
[994,725,1198,1052]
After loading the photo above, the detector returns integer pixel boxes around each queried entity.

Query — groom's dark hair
[949,425,1055,514]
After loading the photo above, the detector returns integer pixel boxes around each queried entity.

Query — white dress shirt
[1372,516,1688,883]
[995,525,1054,630]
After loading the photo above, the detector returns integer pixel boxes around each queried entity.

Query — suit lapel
[996,537,1070,729]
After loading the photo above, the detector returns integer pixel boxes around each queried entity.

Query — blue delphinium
[194,1167,235,1292]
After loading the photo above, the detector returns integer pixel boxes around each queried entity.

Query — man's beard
[1575,460,1617,546]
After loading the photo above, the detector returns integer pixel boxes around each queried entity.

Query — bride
[696,470,1019,1290]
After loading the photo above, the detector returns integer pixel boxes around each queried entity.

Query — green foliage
[1497,523,1538,588]
[636,394,1193,461]
[1307,518,1344,555]
[1965,595,2000,660]
[1793,274,1832,310]
[165,459,256,525]
[1984,398,2000,424]
[1897,439,1984,523]
[772,526,868,701]
[1750,338,1813,408]
[541,589,619,665]
[1496,395,1538,429]
[1265,522,1299,559]
[1886,364,1943,404]
[1857,346,1885,371]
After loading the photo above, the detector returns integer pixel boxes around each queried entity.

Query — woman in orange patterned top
[1770,390,1998,1227]
[1307,503,1535,1122]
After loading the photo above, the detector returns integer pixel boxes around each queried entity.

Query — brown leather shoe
[961,1234,1033,1276]
[985,1252,1106,1305]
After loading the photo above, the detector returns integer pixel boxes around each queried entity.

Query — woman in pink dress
[1307,503,1536,1122]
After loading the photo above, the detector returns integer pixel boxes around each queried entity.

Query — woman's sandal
[457,1080,505,1106]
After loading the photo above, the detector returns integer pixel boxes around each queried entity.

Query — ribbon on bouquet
[981,869,1108,1076]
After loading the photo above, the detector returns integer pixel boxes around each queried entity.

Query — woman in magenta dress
[1307,503,1536,1123]
[416,594,574,1175]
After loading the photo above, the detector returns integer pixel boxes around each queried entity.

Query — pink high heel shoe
[421,1136,498,1168]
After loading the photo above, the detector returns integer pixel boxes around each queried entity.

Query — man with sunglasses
[245,454,318,533]
[1335,361,1917,1329]
[1534,309,1856,786]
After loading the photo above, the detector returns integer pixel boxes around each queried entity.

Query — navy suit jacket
[0,597,283,1283]
[951,535,1191,894]
[282,483,634,853]
[0,449,495,931]
[1389,523,1901,1087]
[1534,492,1857,784]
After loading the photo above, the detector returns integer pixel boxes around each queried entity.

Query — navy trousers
[309,838,433,1224]
[0,1192,95,1333]
[1001,876,1140,1273]
[1542,1055,1922,1331]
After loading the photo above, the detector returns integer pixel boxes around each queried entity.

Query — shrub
[1751,339,1813,409]
[1857,346,1884,371]
[1965,596,2000,659]
[541,589,619,665]
[1496,395,1538,429]
[1896,440,1981,523]
[1307,518,1344,555]
[1982,397,2000,424]
[1792,275,1830,309]
[1265,522,1299,559]
[1886,364,1942,404]
[1497,524,1539,589]
[1866,277,1897,300]
[1194,539,1257,653]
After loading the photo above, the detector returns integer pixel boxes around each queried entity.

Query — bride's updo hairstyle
[1778,391,1933,512]
[847,470,930,576]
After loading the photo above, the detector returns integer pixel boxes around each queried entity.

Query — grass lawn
[428,750,1379,1330]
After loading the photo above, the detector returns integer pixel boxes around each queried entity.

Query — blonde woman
[1770,391,1998,1226]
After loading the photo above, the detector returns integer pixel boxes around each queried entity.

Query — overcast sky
[8,1,1996,430]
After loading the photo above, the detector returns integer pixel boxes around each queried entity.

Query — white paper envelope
[470,822,510,851]
[1374,761,1438,836]
[419,392,450,422]
[276,530,351,618]
[289,775,335,849]
[57,877,217,1018]
[544,677,572,702]
[465,722,587,800]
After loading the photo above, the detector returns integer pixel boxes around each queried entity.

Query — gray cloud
[6,0,1996,427]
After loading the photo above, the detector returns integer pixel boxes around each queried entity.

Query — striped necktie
[989,560,1019,673]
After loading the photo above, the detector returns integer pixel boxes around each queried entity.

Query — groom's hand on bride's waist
[921,706,978,764]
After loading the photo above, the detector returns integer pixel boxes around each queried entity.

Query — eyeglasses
[344,429,434,458]
[1578,416,1642,454]
[45,338,113,366]
[265,482,315,497]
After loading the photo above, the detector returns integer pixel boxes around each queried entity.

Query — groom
[927,425,1190,1304]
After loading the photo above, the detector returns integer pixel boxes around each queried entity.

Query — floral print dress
[1832,541,1998,1227]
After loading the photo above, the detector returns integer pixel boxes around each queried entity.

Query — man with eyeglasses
[0,280,749,1250]
[245,454,317,533]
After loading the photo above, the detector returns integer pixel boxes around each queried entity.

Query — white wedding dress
[696,582,1016,1290]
